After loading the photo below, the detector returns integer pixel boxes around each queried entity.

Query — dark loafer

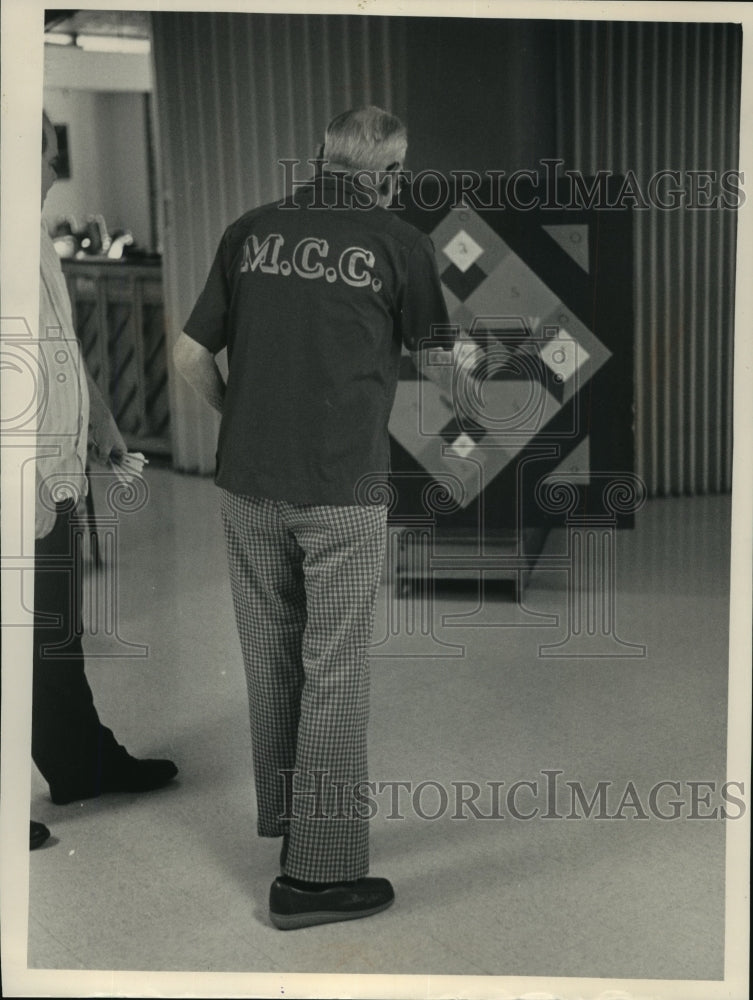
[100,758,178,794]
[30,820,51,850]
[50,758,178,804]
[269,875,394,930]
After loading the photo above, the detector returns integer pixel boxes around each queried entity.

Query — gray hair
[322,106,407,174]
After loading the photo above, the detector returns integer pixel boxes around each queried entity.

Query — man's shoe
[269,875,394,930]
[30,820,51,850]
[101,757,178,794]
[50,758,178,805]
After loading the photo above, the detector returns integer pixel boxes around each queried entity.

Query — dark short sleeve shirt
[184,174,454,506]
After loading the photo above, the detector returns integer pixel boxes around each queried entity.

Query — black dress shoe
[30,820,51,850]
[269,875,394,930]
[101,757,178,794]
[50,757,178,805]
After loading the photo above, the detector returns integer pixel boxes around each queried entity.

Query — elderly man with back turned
[174,106,454,928]
[29,112,178,849]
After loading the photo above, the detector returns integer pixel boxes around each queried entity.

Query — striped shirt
[36,222,90,538]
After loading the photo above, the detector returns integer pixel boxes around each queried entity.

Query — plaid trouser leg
[220,491,307,837]
[221,489,386,882]
[280,501,387,883]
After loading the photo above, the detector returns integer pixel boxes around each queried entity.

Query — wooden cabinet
[63,258,171,456]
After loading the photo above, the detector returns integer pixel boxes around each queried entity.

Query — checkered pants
[220,490,387,882]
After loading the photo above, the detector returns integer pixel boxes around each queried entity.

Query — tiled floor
[24,469,738,984]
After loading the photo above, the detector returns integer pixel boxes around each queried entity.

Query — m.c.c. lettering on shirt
[240,233,382,291]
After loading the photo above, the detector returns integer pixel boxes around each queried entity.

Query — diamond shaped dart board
[389,176,634,530]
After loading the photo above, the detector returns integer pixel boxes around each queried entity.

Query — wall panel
[555,20,741,496]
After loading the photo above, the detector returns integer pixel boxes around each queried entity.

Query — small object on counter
[75,215,111,256]
[53,234,78,258]
[107,231,135,259]
[51,216,82,258]
[91,214,111,254]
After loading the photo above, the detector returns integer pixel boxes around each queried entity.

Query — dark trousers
[32,501,127,798]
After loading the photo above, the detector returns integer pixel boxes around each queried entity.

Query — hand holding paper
[109,451,149,483]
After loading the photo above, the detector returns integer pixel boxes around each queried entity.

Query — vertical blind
[555,20,741,496]
[151,11,407,472]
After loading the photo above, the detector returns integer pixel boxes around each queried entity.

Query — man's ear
[378,164,402,202]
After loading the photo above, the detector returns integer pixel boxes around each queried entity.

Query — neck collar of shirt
[294,171,385,210]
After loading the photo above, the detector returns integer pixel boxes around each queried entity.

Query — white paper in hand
[109,451,148,483]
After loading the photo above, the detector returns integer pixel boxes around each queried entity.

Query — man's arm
[401,233,457,397]
[173,331,226,414]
